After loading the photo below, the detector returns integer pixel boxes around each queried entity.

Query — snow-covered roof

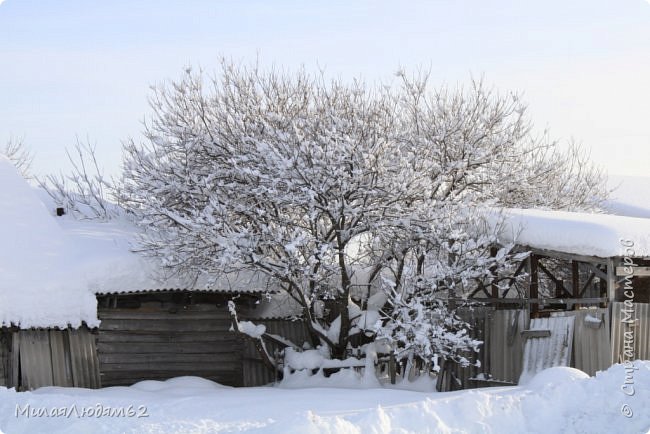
[0,156,98,329]
[56,218,275,296]
[499,208,650,258]
[0,156,270,328]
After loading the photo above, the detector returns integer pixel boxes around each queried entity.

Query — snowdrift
[0,361,648,433]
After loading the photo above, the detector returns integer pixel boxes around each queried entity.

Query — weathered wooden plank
[607,258,617,302]
[98,320,233,332]
[97,331,240,343]
[521,330,552,339]
[615,266,650,277]
[96,304,244,387]
[9,332,19,388]
[100,368,242,378]
[99,361,242,372]
[98,311,232,321]
[97,342,240,354]
[99,352,240,364]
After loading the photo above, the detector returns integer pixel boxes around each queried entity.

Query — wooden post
[529,255,539,317]
[389,352,396,385]
[607,257,617,303]
[572,261,580,310]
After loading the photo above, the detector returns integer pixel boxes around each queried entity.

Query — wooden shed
[0,156,102,390]
[439,208,650,390]
[95,289,264,387]
[0,155,290,390]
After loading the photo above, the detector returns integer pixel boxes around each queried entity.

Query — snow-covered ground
[1,362,648,434]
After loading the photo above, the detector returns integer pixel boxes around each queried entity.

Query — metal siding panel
[242,319,310,387]
[0,331,8,387]
[485,309,527,384]
[520,315,575,383]
[9,332,20,388]
[611,302,650,363]
[87,332,102,389]
[571,308,611,376]
[49,330,73,387]
[453,307,491,389]
[67,328,101,389]
[19,330,54,390]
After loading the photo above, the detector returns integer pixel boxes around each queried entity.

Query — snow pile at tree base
[1,361,648,433]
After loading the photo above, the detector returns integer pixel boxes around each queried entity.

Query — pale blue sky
[1,0,649,177]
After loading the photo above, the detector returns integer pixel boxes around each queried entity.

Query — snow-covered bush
[119,60,607,370]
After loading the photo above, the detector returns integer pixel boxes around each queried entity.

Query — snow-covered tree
[38,139,118,220]
[119,62,606,369]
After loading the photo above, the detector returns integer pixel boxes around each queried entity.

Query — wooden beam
[502,260,527,298]
[521,330,551,339]
[579,272,596,297]
[616,266,650,277]
[536,260,571,297]
[445,297,607,306]
[586,263,608,281]
[524,247,609,264]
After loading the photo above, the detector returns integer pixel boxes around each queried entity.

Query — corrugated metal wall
[448,308,527,389]
[611,302,650,363]
[0,331,8,387]
[6,328,100,390]
[242,319,311,387]
[485,309,528,384]
[449,307,492,390]
[570,308,611,376]
[520,315,575,383]
[443,307,616,389]
[69,329,102,388]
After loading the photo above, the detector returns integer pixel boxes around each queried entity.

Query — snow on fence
[437,306,612,390]
[242,318,311,387]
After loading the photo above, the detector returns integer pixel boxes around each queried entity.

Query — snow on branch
[38,138,118,220]
[3,136,33,179]
[120,60,606,367]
